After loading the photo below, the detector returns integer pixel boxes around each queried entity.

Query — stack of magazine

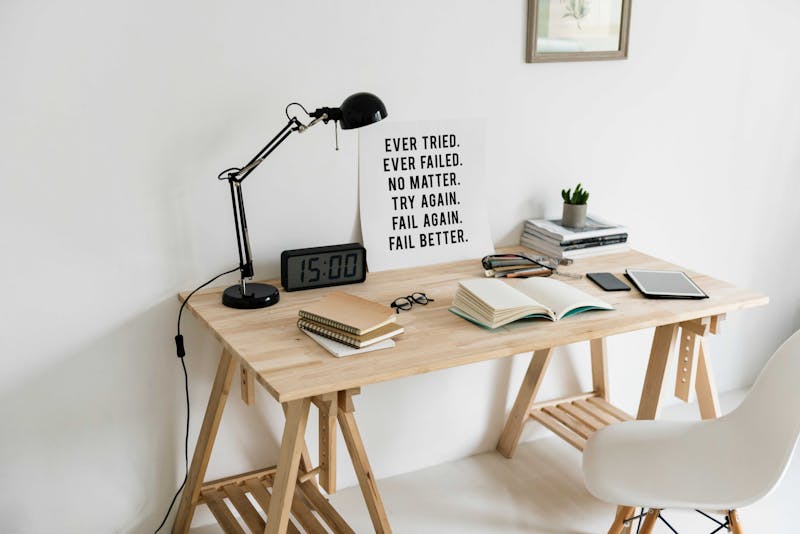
[520,215,628,260]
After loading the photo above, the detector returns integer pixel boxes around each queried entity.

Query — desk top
[181,248,768,402]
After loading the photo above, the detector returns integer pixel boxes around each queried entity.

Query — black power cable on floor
[153,266,238,534]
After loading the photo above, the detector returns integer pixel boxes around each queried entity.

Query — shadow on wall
[0,296,286,533]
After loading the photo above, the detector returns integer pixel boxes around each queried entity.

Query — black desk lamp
[217,92,388,309]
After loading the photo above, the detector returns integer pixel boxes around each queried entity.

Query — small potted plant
[561,182,589,228]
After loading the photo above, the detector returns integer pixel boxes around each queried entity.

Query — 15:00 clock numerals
[300,253,361,283]
[281,243,368,291]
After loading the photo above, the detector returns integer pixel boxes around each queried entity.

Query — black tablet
[625,269,708,299]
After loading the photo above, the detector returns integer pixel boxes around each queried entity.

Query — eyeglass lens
[391,293,433,312]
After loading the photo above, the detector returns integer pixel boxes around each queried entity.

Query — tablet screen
[625,269,707,298]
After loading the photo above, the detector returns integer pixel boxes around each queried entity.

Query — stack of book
[297,292,404,357]
[520,215,628,260]
[482,254,553,278]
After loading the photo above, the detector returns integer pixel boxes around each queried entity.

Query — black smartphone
[587,272,631,291]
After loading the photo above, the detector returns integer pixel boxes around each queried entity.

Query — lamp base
[222,282,280,309]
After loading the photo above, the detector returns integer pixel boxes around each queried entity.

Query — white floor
[191,390,797,533]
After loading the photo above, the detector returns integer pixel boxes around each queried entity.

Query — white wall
[1,1,799,532]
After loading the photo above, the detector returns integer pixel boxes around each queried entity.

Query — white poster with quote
[359,119,494,272]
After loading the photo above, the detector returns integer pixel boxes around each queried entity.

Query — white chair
[582,329,800,534]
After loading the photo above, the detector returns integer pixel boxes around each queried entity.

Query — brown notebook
[298,291,396,335]
[297,318,404,348]
[297,319,404,349]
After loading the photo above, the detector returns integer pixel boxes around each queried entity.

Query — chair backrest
[725,328,800,498]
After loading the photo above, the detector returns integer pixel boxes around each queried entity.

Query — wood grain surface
[180,247,767,402]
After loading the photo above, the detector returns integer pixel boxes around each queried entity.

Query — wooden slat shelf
[529,394,633,452]
[197,468,355,534]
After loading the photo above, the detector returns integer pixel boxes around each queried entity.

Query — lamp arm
[221,113,329,287]
[232,117,301,183]
[224,119,296,285]
[218,117,296,288]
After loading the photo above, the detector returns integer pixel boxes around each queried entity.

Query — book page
[459,278,540,311]
[455,278,554,327]
[512,278,613,321]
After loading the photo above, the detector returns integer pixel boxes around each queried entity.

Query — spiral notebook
[298,291,396,335]
[301,329,396,358]
[298,318,404,348]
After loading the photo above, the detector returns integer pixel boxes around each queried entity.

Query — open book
[450,277,613,329]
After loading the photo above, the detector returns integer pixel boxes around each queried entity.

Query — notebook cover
[297,318,404,348]
[298,291,396,335]
[301,328,396,357]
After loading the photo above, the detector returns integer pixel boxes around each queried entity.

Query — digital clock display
[281,244,367,291]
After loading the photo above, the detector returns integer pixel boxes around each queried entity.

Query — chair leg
[620,507,636,534]
[728,510,743,534]
[639,508,660,534]
[608,506,635,534]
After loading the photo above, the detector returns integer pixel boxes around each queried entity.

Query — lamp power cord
[153,266,239,534]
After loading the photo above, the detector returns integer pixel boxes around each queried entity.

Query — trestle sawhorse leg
[492,320,734,534]
[271,388,392,534]
[173,349,239,534]
[171,350,390,534]
[497,336,629,458]
[337,388,392,533]
[615,316,729,534]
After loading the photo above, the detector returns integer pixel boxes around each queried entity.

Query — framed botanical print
[527,0,631,63]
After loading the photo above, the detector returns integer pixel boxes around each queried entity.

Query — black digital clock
[280,243,367,292]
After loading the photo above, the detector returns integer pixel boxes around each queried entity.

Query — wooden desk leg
[695,337,721,420]
[281,403,317,490]
[317,392,338,494]
[240,364,255,406]
[591,338,609,401]
[636,324,679,420]
[338,388,392,534]
[173,349,239,534]
[696,338,738,529]
[613,324,679,534]
[497,348,554,458]
[265,398,312,534]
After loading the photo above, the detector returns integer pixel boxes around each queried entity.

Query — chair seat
[583,418,763,510]
[584,329,800,529]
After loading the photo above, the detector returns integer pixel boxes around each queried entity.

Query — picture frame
[526,0,631,63]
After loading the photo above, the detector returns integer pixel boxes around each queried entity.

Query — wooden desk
[173,248,767,534]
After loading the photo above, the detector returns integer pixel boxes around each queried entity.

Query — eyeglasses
[391,292,434,313]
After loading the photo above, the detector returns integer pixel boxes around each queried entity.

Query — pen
[504,267,552,278]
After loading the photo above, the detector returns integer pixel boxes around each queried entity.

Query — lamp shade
[338,92,388,130]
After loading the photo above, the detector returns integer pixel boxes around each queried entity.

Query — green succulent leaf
[562,182,589,205]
